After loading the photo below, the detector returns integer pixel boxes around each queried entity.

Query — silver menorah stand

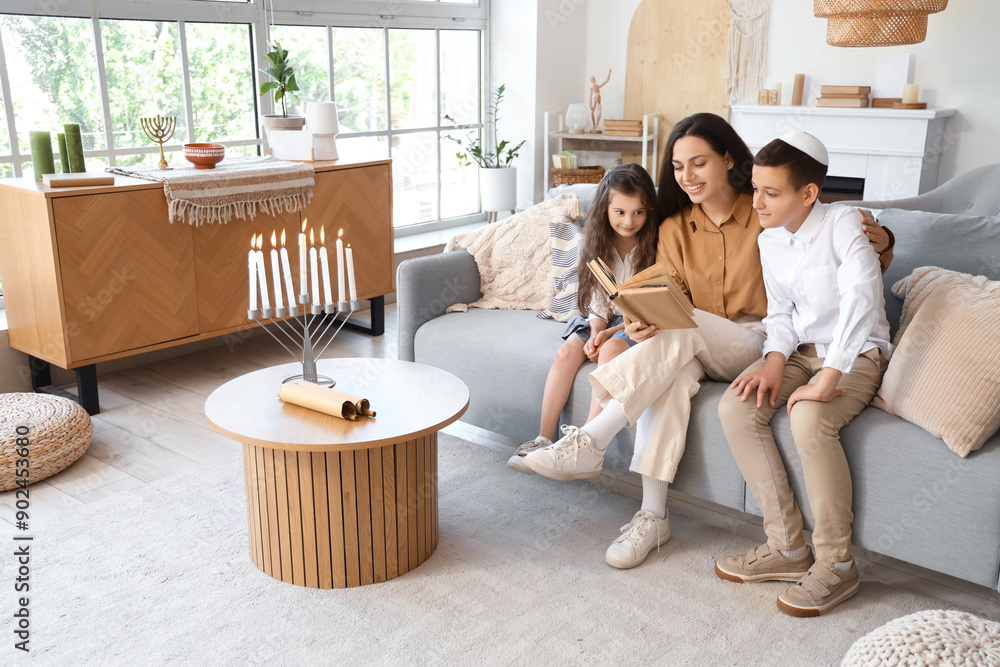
[247,294,361,386]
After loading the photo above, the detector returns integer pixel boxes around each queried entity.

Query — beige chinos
[717,345,887,562]
[589,308,766,482]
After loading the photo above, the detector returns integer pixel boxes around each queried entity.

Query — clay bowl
[183,143,225,169]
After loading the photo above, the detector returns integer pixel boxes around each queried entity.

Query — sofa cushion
[539,220,584,322]
[872,267,1000,457]
[873,209,1000,335]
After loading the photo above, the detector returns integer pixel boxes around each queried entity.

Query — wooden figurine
[589,70,611,134]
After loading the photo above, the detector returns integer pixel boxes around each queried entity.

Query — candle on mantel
[255,234,270,311]
[346,244,358,302]
[336,229,346,303]
[309,229,320,307]
[902,83,919,105]
[269,231,284,310]
[298,220,308,298]
[319,226,334,306]
[248,236,258,311]
[279,229,296,312]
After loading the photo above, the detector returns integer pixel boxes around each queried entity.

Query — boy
[714,131,891,617]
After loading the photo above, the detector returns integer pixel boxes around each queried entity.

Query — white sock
[832,559,853,572]
[780,545,809,559]
[640,476,669,519]
[580,399,628,451]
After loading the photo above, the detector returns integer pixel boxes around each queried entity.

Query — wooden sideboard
[0,155,393,413]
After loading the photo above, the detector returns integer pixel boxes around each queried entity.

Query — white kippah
[777,131,829,166]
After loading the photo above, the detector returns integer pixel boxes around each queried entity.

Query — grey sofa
[397,164,1000,592]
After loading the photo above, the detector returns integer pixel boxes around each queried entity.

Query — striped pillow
[538,219,585,322]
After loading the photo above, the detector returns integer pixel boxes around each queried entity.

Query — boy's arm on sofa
[396,250,483,362]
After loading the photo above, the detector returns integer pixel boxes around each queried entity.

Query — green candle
[30,131,56,182]
[57,133,70,173]
[64,123,86,173]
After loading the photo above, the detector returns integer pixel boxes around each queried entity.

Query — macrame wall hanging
[725,0,772,104]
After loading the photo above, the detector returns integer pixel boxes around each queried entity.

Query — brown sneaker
[776,561,860,617]
[714,543,814,583]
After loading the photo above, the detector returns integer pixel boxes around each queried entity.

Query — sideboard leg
[28,356,101,415]
[343,295,385,337]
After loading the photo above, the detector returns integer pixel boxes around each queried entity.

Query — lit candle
[346,244,358,301]
[269,231,284,310]
[298,220,308,297]
[319,226,334,306]
[902,83,919,105]
[309,228,320,307]
[255,234,270,310]
[336,229,346,303]
[248,236,257,311]
[280,229,296,312]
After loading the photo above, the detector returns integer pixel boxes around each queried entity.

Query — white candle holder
[247,293,360,387]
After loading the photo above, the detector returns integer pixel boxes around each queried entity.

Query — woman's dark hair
[654,112,754,223]
[577,162,659,319]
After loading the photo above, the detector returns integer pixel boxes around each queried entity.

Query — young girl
[508,163,659,474]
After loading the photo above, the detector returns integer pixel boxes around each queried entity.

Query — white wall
[493,0,1000,193]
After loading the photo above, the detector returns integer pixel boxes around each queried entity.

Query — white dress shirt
[588,245,639,321]
[758,203,891,374]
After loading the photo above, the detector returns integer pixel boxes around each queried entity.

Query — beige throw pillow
[445,194,585,312]
[871,267,1000,457]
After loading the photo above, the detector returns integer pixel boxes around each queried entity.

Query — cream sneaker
[605,510,670,569]
[506,436,552,474]
[522,425,605,481]
[776,561,860,617]
[715,543,815,583]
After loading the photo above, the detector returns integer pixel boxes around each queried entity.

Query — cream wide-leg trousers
[588,310,766,482]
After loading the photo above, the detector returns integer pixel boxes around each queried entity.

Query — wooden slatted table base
[242,434,439,588]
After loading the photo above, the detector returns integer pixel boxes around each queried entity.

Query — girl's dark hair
[577,162,659,320]
[654,112,754,223]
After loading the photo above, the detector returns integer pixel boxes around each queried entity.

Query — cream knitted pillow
[871,267,1000,457]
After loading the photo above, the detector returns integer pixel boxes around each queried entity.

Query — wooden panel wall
[624,0,732,173]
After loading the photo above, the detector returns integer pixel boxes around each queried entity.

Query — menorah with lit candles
[247,220,360,386]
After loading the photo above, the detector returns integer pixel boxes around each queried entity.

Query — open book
[587,259,696,330]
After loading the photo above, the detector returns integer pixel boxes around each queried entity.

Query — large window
[0,0,487,236]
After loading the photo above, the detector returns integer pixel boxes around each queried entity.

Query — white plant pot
[479,166,517,212]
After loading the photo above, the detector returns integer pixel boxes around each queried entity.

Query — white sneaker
[522,425,605,481]
[605,510,670,570]
[506,436,552,474]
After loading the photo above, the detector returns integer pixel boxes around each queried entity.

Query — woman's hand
[623,315,658,342]
[859,209,889,254]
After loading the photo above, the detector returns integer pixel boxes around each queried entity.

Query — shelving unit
[543,111,659,191]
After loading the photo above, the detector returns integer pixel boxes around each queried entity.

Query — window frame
[0,0,490,239]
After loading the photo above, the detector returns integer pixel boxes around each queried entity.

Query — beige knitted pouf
[0,393,93,491]
[842,609,1000,666]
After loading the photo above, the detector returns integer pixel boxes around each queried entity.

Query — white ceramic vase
[479,166,517,212]
[565,103,589,134]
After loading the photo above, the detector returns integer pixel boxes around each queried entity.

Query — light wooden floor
[2,303,998,618]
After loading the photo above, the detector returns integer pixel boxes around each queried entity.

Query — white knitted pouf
[842,609,1000,666]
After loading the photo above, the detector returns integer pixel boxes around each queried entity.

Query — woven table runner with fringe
[107,155,315,225]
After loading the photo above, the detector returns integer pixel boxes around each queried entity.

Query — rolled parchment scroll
[278,380,376,421]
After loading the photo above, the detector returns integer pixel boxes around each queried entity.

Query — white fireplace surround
[729,105,956,201]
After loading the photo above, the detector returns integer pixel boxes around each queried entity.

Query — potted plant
[259,41,305,137]
[446,84,525,215]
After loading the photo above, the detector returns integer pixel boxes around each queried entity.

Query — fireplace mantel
[729,104,956,200]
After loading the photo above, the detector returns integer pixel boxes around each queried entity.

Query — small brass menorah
[140,115,176,170]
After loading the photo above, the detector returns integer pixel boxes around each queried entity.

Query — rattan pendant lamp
[814,1,948,47]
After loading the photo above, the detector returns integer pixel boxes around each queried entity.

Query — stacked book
[603,119,644,136]
[817,86,870,108]
[552,150,578,169]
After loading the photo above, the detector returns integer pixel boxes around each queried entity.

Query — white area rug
[8,435,944,665]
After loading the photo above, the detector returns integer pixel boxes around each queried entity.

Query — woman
[521,113,893,570]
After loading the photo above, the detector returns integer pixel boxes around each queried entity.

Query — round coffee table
[205,358,469,589]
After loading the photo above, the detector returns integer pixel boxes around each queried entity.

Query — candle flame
[321,226,326,244]
[270,231,276,248]
[256,234,262,250]
[338,228,344,238]
[310,228,315,245]
[251,234,255,249]
[302,219,308,233]
[280,229,286,247]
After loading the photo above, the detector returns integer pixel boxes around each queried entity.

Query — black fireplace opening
[819,175,865,204]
